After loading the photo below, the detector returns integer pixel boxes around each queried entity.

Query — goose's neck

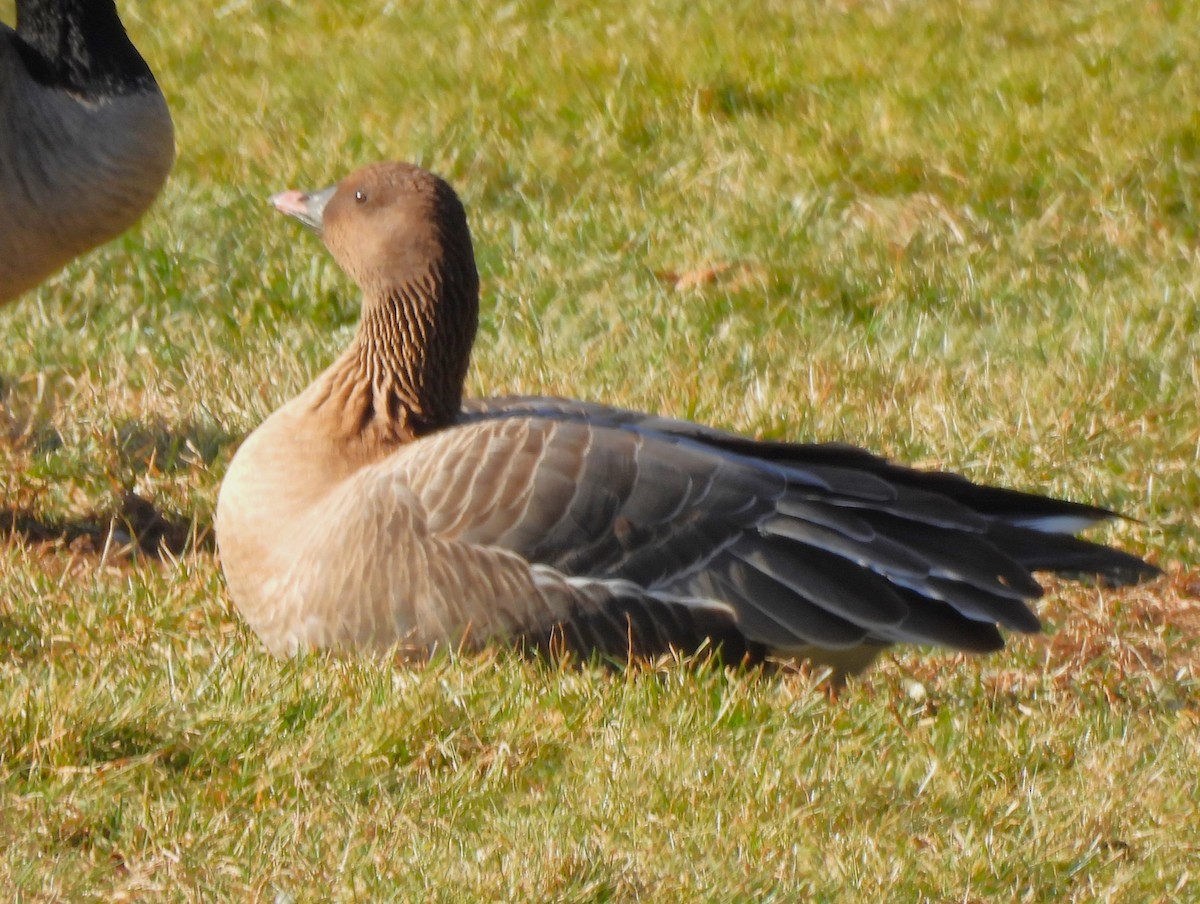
[317,274,478,449]
[16,0,156,96]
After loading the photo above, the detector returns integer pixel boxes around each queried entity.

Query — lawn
[1,0,1197,899]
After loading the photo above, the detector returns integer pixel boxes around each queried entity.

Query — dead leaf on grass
[655,261,765,293]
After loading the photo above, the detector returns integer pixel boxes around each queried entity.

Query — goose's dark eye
[354,190,368,204]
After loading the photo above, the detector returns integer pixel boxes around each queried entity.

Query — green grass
[1,0,1198,898]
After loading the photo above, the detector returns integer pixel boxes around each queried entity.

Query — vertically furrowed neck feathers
[325,183,480,445]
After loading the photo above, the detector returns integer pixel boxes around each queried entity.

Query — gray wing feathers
[375,405,1153,660]
[396,418,781,586]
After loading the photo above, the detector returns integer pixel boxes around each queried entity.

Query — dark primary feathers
[215,161,1160,676]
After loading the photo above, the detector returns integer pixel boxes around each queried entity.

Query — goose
[0,0,174,304]
[215,161,1159,675]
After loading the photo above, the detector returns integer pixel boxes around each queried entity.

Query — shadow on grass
[0,491,213,558]
[110,416,238,477]
[0,384,235,557]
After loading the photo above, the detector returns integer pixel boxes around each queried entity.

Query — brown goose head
[272,162,480,440]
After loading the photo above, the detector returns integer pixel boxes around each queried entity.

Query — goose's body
[216,162,1158,674]
[0,0,174,303]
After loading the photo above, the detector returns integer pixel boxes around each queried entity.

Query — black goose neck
[15,0,157,97]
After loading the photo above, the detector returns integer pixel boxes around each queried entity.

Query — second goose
[0,0,174,303]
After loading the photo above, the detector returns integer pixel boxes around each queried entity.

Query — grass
[1,0,1198,898]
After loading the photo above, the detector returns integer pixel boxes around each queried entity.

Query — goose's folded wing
[465,396,1160,583]
[306,464,747,659]
[387,410,1114,657]
[390,414,789,587]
